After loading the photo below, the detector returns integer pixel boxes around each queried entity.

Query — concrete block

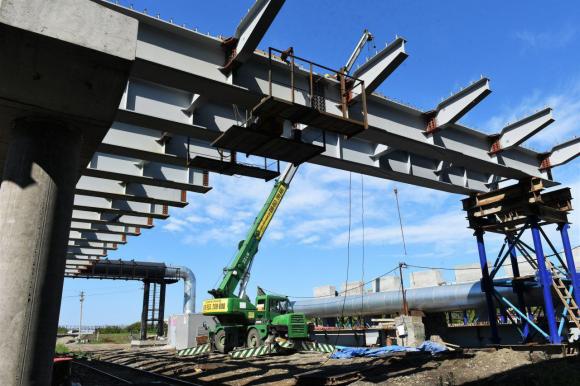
[454,263,484,283]
[0,0,138,60]
[500,258,536,278]
[167,313,216,350]
[410,270,445,288]
[573,246,580,271]
[372,276,401,292]
[394,315,425,347]
[0,0,139,172]
[313,285,336,298]
[341,281,364,296]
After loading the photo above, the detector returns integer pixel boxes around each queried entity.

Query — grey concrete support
[0,119,81,386]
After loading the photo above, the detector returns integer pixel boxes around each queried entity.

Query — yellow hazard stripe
[256,184,287,239]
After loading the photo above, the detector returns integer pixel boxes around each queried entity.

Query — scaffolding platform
[188,156,279,181]
[253,96,366,138]
[212,124,325,164]
[463,178,572,232]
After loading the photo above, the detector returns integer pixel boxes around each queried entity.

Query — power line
[393,186,407,255]
[62,283,136,294]
[61,288,142,299]
[263,265,400,300]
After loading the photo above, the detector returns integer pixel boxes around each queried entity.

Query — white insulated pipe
[292,281,542,318]
[167,266,196,314]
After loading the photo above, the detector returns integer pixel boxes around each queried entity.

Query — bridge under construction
[0,0,578,385]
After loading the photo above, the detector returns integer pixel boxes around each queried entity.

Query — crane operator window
[269,299,291,314]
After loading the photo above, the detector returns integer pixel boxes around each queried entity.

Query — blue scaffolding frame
[463,180,576,344]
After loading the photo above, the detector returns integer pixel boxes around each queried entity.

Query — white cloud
[185,214,211,224]
[514,25,576,51]
[484,79,580,151]
[163,217,188,232]
[300,235,320,245]
[330,210,473,248]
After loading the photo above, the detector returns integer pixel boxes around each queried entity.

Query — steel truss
[464,179,577,344]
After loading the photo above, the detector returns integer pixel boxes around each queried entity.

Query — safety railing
[267,47,368,129]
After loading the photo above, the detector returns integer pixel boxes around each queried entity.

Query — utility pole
[78,291,85,343]
[398,263,409,316]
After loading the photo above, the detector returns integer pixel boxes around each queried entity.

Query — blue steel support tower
[463,179,576,344]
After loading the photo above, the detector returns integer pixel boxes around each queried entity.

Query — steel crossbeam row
[68,240,118,250]
[69,230,127,244]
[73,194,169,219]
[69,221,141,236]
[92,0,577,197]
[72,210,154,228]
[58,0,579,266]
[76,176,188,207]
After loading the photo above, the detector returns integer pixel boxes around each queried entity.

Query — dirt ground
[66,343,580,385]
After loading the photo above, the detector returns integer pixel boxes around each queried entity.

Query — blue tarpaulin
[417,340,447,354]
[329,341,447,359]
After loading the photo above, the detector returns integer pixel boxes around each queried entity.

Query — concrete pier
[0,119,81,385]
[0,1,137,383]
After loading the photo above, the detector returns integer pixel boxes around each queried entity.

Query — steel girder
[65,0,577,265]
[76,176,188,207]
[69,221,141,236]
[93,9,571,193]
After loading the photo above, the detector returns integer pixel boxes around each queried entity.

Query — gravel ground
[67,344,580,385]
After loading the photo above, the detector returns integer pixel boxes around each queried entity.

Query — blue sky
[59,0,580,325]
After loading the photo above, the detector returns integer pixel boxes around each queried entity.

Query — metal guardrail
[267,47,368,129]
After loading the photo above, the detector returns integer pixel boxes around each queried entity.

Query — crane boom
[209,163,299,299]
[343,29,374,74]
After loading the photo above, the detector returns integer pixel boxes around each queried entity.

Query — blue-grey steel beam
[425,77,491,132]
[66,247,107,257]
[76,176,188,208]
[540,137,580,170]
[68,240,118,250]
[84,152,211,192]
[73,194,169,219]
[351,37,408,95]
[69,230,126,244]
[72,209,154,228]
[127,45,555,188]
[69,221,141,236]
[100,121,226,168]
[223,0,285,71]
[93,0,575,194]
[489,108,554,153]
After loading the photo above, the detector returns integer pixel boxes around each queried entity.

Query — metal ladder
[545,259,580,329]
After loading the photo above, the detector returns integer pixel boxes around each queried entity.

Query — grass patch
[87,332,132,344]
[55,343,70,354]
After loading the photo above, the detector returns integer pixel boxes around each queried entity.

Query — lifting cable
[327,171,354,363]
[360,174,366,318]
[339,172,353,324]
[393,185,407,255]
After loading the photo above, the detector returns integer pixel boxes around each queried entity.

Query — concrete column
[0,118,81,386]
